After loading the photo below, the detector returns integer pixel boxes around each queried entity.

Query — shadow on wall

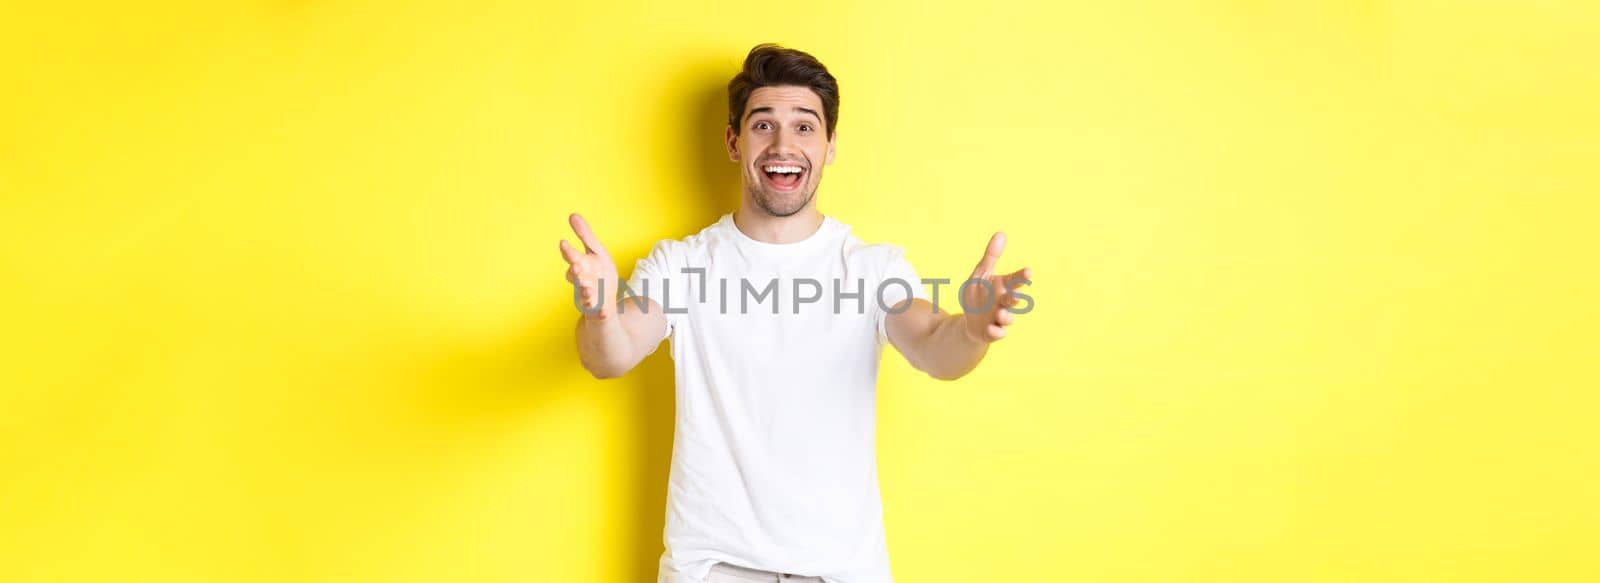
[397,59,739,583]
[626,62,742,582]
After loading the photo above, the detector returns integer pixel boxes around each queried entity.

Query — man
[558,44,1031,583]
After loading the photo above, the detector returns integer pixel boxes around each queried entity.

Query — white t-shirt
[628,214,926,583]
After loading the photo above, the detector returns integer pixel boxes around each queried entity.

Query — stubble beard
[745,174,818,218]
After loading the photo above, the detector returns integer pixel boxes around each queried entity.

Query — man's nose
[770,130,798,155]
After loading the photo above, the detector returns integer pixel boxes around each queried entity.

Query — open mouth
[760,163,806,192]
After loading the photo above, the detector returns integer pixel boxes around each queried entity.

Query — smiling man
[558,44,1031,583]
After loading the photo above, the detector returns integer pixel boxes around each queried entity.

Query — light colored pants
[705,562,826,583]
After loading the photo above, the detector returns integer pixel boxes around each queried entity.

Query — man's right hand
[559,213,620,321]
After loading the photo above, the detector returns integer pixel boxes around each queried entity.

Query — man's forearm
[575,313,638,379]
[910,313,990,381]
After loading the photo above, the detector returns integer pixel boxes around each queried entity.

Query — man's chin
[765,199,811,218]
[750,188,814,218]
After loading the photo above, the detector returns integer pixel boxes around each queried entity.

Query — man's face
[726,85,836,217]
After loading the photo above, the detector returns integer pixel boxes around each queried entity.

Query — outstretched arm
[559,213,667,379]
[886,232,1031,381]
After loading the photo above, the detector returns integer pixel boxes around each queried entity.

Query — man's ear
[725,126,740,161]
[825,131,837,165]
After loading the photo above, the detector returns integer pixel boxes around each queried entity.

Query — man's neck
[732,205,825,244]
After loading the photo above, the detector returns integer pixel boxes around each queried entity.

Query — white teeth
[762,165,803,174]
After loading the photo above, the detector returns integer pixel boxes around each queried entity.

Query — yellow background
[3,1,1597,581]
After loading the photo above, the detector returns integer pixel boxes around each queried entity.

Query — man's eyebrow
[744,106,823,123]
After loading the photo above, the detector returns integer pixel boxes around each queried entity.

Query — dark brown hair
[727,44,839,138]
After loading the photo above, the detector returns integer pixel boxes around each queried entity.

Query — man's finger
[998,293,1020,309]
[569,213,608,256]
[973,232,1005,277]
[987,276,1010,307]
[559,239,582,264]
[1001,267,1032,289]
[996,309,1015,326]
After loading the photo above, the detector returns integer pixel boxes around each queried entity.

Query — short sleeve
[623,240,678,342]
[876,246,928,345]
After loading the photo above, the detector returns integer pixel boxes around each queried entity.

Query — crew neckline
[719,213,843,255]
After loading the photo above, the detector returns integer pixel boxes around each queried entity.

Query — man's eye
[799,124,812,132]
[754,122,771,130]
